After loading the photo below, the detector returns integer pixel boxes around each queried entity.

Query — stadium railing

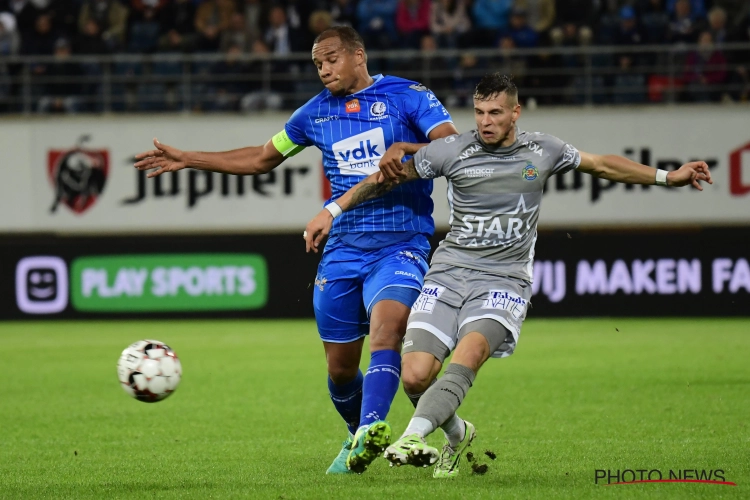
[0,42,748,114]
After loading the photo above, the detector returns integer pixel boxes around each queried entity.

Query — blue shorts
[313,233,431,344]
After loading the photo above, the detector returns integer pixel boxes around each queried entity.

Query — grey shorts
[403,264,531,360]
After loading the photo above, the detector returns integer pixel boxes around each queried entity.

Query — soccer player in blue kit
[133,26,458,474]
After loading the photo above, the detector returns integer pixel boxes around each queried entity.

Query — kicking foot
[384,433,439,468]
[346,421,392,474]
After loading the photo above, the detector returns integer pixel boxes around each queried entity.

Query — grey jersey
[413,129,581,282]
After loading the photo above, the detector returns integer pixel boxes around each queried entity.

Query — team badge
[345,99,360,113]
[522,163,539,181]
[48,135,109,214]
[370,101,387,118]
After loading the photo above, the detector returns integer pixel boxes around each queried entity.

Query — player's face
[474,92,521,147]
[312,37,362,96]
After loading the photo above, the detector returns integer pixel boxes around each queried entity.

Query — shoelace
[437,444,455,466]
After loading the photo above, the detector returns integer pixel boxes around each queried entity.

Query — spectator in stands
[712,1,750,35]
[490,36,527,84]
[554,0,596,36]
[284,0,313,34]
[0,11,19,55]
[430,0,470,49]
[195,0,235,52]
[128,6,160,53]
[666,0,704,20]
[507,7,538,48]
[396,0,430,48]
[417,33,453,95]
[667,0,704,44]
[212,42,250,111]
[357,0,399,50]
[471,0,513,47]
[0,0,37,41]
[75,18,109,54]
[725,16,749,101]
[707,6,728,45]
[158,0,196,52]
[239,39,283,111]
[264,5,303,54]
[683,30,727,101]
[638,0,670,44]
[220,11,250,52]
[37,37,82,113]
[612,54,646,104]
[308,9,333,43]
[242,0,263,44]
[78,0,128,51]
[49,0,80,42]
[130,0,168,22]
[615,6,641,46]
[23,13,55,54]
[513,0,555,35]
[329,0,357,27]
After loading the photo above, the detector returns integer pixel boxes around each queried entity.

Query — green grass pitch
[1,318,748,499]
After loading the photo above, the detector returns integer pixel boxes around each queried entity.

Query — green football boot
[326,435,354,474]
[345,421,392,474]
[433,420,476,479]
[383,433,439,468]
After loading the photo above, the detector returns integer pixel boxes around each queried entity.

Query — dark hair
[474,73,518,102]
[313,26,366,53]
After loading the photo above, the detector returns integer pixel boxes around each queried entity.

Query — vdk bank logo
[333,128,385,176]
[71,254,268,312]
[16,256,69,314]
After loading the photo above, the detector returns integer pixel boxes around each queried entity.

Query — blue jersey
[284,74,453,237]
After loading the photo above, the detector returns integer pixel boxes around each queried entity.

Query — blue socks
[358,349,402,430]
[328,370,363,435]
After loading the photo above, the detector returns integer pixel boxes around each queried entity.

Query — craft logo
[48,135,109,214]
[595,469,736,486]
[345,99,360,113]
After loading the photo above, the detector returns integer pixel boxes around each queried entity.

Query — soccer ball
[117,339,182,403]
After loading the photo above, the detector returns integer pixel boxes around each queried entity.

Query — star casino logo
[314,276,328,291]
[522,163,539,181]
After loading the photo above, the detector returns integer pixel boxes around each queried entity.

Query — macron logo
[333,128,386,176]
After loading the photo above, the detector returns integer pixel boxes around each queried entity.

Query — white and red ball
[117,340,182,402]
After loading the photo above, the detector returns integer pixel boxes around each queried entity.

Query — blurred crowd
[1,0,749,112]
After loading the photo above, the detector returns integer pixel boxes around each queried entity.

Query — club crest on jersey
[523,163,539,181]
[345,99,360,113]
[370,101,387,119]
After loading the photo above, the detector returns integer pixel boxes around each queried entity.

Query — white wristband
[655,169,669,186]
[324,202,343,219]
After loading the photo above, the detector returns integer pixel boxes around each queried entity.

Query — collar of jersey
[341,74,384,97]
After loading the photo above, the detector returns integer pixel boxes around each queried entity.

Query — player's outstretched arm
[304,159,421,253]
[133,137,285,178]
[577,152,713,190]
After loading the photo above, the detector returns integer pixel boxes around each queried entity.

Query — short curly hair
[474,73,518,103]
[313,26,366,54]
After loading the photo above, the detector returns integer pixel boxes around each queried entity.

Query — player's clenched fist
[133,138,187,178]
[304,210,333,253]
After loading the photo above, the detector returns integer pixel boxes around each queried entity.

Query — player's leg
[312,240,370,474]
[345,243,429,473]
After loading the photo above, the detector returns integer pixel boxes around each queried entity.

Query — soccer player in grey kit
[304,73,713,478]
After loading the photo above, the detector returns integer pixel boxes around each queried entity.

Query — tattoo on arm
[347,158,420,210]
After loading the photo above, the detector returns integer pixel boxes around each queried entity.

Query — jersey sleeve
[400,84,453,138]
[548,135,582,175]
[412,135,458,179]
[283,104,315,148]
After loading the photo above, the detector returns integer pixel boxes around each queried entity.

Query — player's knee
[401,362,434,395]
[327,359,360,385]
